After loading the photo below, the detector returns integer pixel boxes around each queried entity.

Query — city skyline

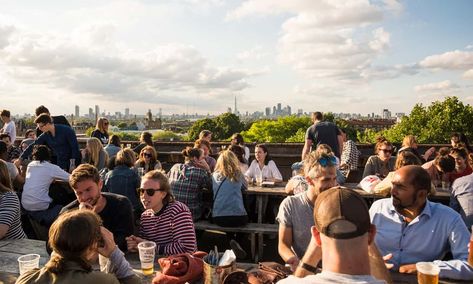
[1,1,473,115]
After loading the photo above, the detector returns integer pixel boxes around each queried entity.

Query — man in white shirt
[279,187,389,284]
[0,109,16,145]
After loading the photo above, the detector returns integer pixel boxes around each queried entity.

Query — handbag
[207,177,227,220]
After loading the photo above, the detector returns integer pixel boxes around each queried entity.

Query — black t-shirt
[305,121,341,157]
[91,129,109,145]
[61,193,134,252]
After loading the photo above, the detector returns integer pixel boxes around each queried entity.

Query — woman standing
[135,146,162,174]
[91,117,109,145]
[245,144,282,183]
[82,138,108,171]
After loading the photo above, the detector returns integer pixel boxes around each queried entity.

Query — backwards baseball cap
[314,186,370,239]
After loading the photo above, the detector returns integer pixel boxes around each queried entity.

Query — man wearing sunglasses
[61,164,134,252]
[277,151,338,272]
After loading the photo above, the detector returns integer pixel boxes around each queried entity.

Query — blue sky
[0,0,472,116]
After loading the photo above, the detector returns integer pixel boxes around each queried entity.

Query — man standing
[14,114,80,172]
[1,110,16,144]
[279,187,389,283]
[276,151,338,271]
[370,165,473,280]
[34,105,71,137]
[62,164,134,252]
[302,112,342,160]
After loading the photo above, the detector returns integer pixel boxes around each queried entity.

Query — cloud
[0,24,15,49]
[419,50,473,70]
[463,69,473,80]
[237,45,268,61]
[414,80,460,93]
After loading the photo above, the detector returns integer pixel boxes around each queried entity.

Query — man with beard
[61,164,134,251]
[370,165,473,280]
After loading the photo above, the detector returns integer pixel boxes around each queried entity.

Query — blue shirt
[370,198,473,280]
[103,165,141,213]
[211,172,247,217]
[21,124,80,171]
[451,173,473,230]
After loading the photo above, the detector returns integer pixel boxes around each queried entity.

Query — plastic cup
[18,254,40,275]
[138,241,156,276]
[137,167,144,177]
[98,254,109,272]
[468,225,473,266]
[416,262,440,284]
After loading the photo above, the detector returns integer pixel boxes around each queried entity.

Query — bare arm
[294,235,322,277]
[278,225,299,271]
[369,243,393,284]
[337,135,344,157]
[0,224,9,239]
[302,139,312,161]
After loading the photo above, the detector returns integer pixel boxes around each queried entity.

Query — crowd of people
[1,107,473,283]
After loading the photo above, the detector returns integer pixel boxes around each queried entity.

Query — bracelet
[299,262,318,274]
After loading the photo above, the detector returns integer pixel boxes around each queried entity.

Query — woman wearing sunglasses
[135,146,162,174]
[362,137,396,179]
[91,117,110,145]
[126,171,197,255]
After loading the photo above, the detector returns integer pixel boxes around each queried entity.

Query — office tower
[75,105,79,118]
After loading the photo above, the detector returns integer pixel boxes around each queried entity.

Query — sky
[0,0,472,117]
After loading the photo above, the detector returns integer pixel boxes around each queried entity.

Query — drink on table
[137,241,156,276]
[416,262,439,284]
[468,225,473,266]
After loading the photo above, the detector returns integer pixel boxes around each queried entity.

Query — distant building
[88,108,94,118]
[125,108,130,119]
[75,105,80,118]
[382,109,391,119]
[265,107,271,117]
[348,119,396,132]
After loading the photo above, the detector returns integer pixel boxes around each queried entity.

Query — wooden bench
[194,221,278,262]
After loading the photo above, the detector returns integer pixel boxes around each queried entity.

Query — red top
[449,165,473,183]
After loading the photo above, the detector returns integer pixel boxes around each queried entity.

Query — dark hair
[35,105,50,116]
[231,133,245,145]
[107,156,116,171]
[70,164,100,189]
[256,143,271,165]
[108,134,121,147]
[311,111,323,122]
[34,113,52,124]
[141,131,153,146]
[228,144,246,164]
[182,146,202,162]
[434,147,455,173]
[25,129,35,137]
[450,147,468,160]
[374,136,392,154]
[0,110,10,118]
[0,133,10,142]
[0,141,7,156]
[45,210,101,274]
[407,166,432,193]
[32,145,51,162]
[395,151,421,170]
[194,139,212,154]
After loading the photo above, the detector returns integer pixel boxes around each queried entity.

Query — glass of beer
[138,241,156,275]
[416,262,440,284]
[468,225,473,266]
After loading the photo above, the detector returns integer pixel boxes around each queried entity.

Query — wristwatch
[299,262,318,274]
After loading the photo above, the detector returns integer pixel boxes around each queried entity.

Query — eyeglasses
[143,153,152,158]
[379,148,392,153]
[318,156,337,167]
[37,123,46,129]
[137,188,162,196]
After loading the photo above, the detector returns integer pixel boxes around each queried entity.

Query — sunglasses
[104,122,109,125]
[143,153,153,158]
[137,188,162,196]
[379,148,392,153]
[318,156,337,167]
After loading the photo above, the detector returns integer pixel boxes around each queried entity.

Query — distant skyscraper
[277,103,282,112]
[95,105,99,121]
[75,105,79,118]
[227,107,232,113]
[88,108,93,118]
[265,107,271,117]
[273,106,276,115]
[125,108,130,118]
[287,105,292,116]
[234,96,237,115]
[382,109,391,119]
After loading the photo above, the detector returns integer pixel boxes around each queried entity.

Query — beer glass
[416,262,439,284]
[468,225,473,266]
[138,241,156,275]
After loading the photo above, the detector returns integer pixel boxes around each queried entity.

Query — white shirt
[22,161,70,211]
[1,120,16,143]
[6,161,19,181]
[278,271,386,284]
[245,160,283,181]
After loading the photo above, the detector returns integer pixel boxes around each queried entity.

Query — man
[0,141,23,185]
[0,109,16,144]
[34,105,71,137]
[276,150,338,271]
[14,113,80,172]
[0,133,21,162]
[302,112,342,160]
[370,165,473,280]
[280,187,389,283]
[451,172,473,229]
[62,164,134,252]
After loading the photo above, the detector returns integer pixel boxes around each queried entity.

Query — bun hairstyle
[434,147,455,173]
[374,136,392,154]
[182,147,202,162]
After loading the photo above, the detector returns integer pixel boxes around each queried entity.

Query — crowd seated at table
[2,107,473,283]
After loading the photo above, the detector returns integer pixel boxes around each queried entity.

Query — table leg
[257,196,263,224]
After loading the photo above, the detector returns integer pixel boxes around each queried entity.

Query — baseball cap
[314,186,370,239]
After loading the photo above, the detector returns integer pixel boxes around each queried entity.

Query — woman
[228,145,248,173]
[245,144,283,183]
[398,135,435,163]
[135,146,162,174]
[16,210,140,284]
[0,160,26,240]
[126,171,197,255]
[167,147,211,221]
[194,139,216,172]
[422,147,456,187]
[231,133,250,163]
[104,134,121,159]
[91,117,110,145]
[451,132,473,152]
[82,137,108,171]
[449,147,472,183]
[133,131,153,154]
[362,137,396,179]
[22,145,70,226]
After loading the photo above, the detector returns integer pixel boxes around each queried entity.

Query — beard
[392,194,417,212]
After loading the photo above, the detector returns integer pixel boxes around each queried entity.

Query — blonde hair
[95,117,109,134]
[304,149,337,179]
[86,138,108,168]
[214,150,242,182]
[116,148,136,167]
[402,135,417,148]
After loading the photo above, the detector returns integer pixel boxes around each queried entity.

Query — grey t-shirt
[451,173,473,229]
[305,121,341,157]
[278,271,386,284]
[276,192,314,259]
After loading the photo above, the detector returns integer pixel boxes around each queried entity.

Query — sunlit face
[255,147,267,163]
[377,145,392,161]
[451,153,467,172]
[451,138,460,148]
[307,166,337,194]
[200,145,210,157]
[73,179,102,206]
[103,120,109,130]
[26,132,36,139]
[390,169,422,212]
[142,151,153,161]
[140,178,166,212]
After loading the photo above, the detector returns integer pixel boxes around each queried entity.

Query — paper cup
[18,254,40,275]
[138,241,156,276]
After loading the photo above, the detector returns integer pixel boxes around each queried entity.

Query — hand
[196,159,210,172]
[339,163,348,170]
[382,253,394,270]
[286,255,300,272]
[125,235,145,252]
[399,264,417,274]
[13,159,22,168]
[97,226,117,258]
[79,202,94,211]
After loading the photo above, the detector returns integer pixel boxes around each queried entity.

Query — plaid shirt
[340,140,360,176]
[168,163,211,220]
[7,146,21,162]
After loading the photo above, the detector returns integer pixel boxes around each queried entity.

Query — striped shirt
[0,191,27,240]
[139,201,197,255]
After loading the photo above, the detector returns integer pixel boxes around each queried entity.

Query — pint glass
[416,262,439,284]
